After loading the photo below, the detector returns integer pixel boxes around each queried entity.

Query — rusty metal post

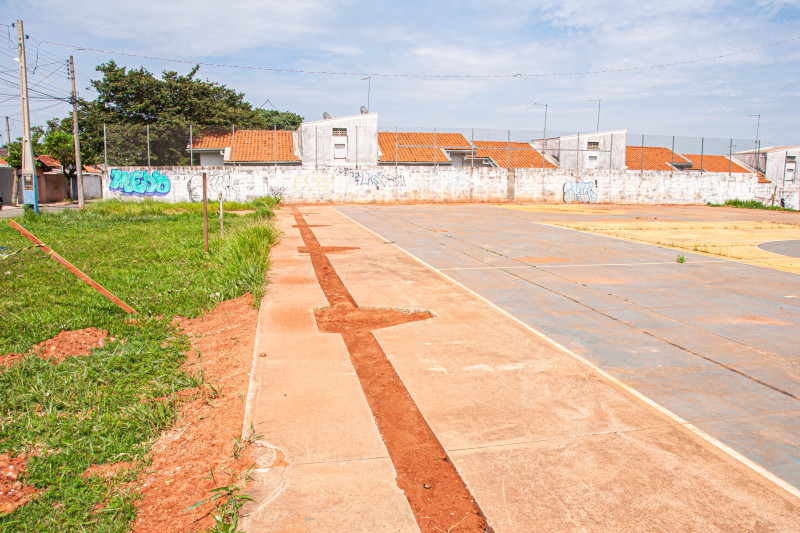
[640,134,645,176]
[202,172,208,253]
[671,136,675,178]
[219,192,224,236]
[507,129,511,169]
[395,127,399,173]
[433,128,437,170]
[699,137,704,173]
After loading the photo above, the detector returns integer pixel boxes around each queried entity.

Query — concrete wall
[297,113,379,168]
[0,167,16,205]
[101,165,797,209]
[556,130,627,171]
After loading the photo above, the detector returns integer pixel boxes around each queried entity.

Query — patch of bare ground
[0,327,108,372]
[0,453,38,515]
[132,294,258,533]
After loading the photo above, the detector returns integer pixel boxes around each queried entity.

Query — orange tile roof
[378,132,470,163]
[0,157,7,166]
[625,146,692,171]
[37,154,61,168]
[680,154,751,174]
[191,129,298,162]
[471,141,556,169]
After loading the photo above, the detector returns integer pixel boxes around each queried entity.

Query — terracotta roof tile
[191,129,298,162]
[37,154,61,168]
[625,146,692,171]
[471,141,556,169]
[680,154,751,174]
[0,157,8,166]
[378,132,470,163]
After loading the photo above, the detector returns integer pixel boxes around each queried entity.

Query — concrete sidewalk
[243,206,799,531]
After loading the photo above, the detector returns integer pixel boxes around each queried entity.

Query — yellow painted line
[335,207,800,501]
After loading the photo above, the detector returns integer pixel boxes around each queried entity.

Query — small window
[786,157,796,182]
[332,128,347,136]
[587,155,598,168]
[334,143,347,159]
[587,141,600,150]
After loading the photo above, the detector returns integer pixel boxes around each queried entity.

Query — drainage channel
[292,208,488,533]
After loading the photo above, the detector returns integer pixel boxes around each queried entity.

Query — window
[334,143,347,159]
[786,156,796,182]
[587,155,598,169]
[587,141,600,150]
[332,127,347,136]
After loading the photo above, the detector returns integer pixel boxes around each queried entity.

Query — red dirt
[82,461,135,480]
[0,327,108,372]
[0,453,38,515]
[132,294,258,533]
[294,208,487,533]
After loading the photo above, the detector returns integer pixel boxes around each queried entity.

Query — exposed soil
[0,327,108,372]
[0,453,38,515]
[132,294,258,533]
[293,208,487,533]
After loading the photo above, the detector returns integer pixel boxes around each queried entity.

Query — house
[297,112,379,167]
[539,130,627,170]
[732,146,799,186]
[378,132,472,166]
[189,129,301,166]
[625,146,694,171]
[468,141,557,169]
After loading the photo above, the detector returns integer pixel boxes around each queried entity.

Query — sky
[2,0,800,147]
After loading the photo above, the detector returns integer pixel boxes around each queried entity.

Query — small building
[189,129,301,166]
[297,112,379,167]
[535,130,627,170]
[378,132,471,166]
[680,154,753,174]
[468,141,557,169]
[625,146,693,171]
[732,146,799,187]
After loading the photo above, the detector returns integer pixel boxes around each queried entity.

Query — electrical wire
[38,34,800,79]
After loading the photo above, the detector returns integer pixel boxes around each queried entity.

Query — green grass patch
[0,197,280,531]
[707,199,795,211]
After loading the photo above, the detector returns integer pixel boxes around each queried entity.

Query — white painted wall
[102,165,796,210]
[556,130,628,171]
[297,113,379,168]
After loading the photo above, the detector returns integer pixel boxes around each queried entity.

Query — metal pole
[219,192,224,236]
[589,99,601,132]
[609,130,614,171]
[395,127,398,173]
[232,125,236,165]
[190,124,193,166]
[17,20,38,213]
[69,56,85,209]
[577,132,581,174]
[355,125,358,169]
[757,139,762,177]
[433,128,437,170]
[507,129,511,169]
[7,115,18,205]
[729,139,733,177]
[640,134,645,176]
[103,124,108,169]
[274,124,277,168]
[146,125,151,166]
[534,103,547,173]
[471,128,474,173]
[670,136,675,178]
[362,76,371,111]
[315,125,318,169]
[202,172,208,253]
[699,137,704,172]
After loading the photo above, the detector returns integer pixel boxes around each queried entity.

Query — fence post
[146,125,151,166]
[577,132,581,175]
[471,128,474,173]
[355,125,358,169]
[315,125,319,169]
[699,137,704,173]
[232,125,236,165]
[640,134,645,176]
[202,172,208,254]
[103,124,108,169]
[190,124,194,166]
[219,192,224,236]
[729,139,733,177]
[433,128,437,171]
[507,129,511,169]
[608,130,614,171]
[670,136,675,178]
[395,127,398,173]
[274,124,277,168]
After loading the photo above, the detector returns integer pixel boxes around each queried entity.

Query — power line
[39,34,800,79]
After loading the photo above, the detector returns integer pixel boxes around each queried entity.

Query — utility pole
[69,55,85,209]
[589,99,601,132]
[362,77,371,111]
[17,19,38,213]
[6,116,18,206]
[749,114,761,175]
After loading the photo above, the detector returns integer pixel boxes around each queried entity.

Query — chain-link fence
[102,123,762,175]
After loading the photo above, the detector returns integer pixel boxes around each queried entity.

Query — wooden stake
[9,221,136,314]
[219,192,224,236]
[202,172,208,253]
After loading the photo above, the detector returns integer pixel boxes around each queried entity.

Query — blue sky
[2,0,800,146]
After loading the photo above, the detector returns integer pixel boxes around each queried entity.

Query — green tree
[4,126,46,170]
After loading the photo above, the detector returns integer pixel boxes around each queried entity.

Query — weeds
[707,199,795,211]
[676,254,686,263]
[186,466,255,533]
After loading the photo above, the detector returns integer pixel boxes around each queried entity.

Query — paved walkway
[339,204,800,492]
[241,205,799,531]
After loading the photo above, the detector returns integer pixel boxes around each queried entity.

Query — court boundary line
[335,207,800,501]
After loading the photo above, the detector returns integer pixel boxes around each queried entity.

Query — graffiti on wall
[186,173,256,203]
[334,167,406,189]
[563,180,597,203]
[109,169,171,196]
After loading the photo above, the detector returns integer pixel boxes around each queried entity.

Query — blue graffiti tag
[109,169,171,196]
[563,180,597,203]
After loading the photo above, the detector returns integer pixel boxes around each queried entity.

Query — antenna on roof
[360,106,368,115]
[323,112,332,120]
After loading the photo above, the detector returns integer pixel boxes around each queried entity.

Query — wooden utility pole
[17,19,38,213]
[6,116,17,206]
[69,56,85,209]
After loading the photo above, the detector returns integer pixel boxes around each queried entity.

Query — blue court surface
[338,204,800,489]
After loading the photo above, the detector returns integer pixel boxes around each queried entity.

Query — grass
[0,197,279,531]
[707,199,795,211]
[676,254,686,263]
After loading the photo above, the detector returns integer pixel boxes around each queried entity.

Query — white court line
[440,259,726,270]
[335,207,800,501]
